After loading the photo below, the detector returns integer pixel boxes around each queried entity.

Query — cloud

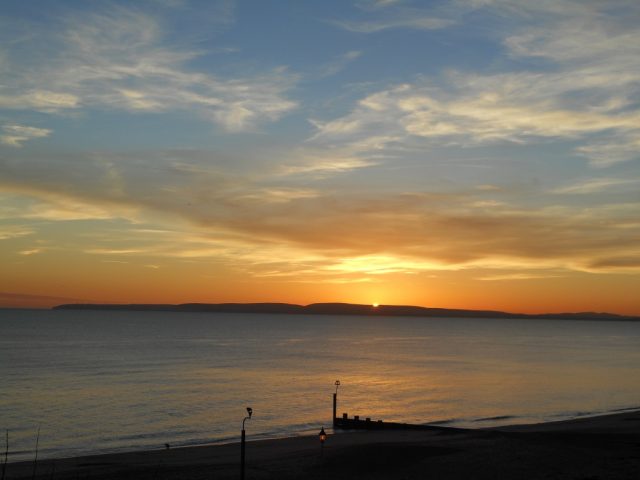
[18,248,44,255]
[2,145,639,277]
[324,254,451,275]
[502,3,640,65]
[279,152,378,176]
[588,256,640,271]
[1,125,52,147]
[333,15,453,33]
[306,1,640,171]
[476,184,502,192]
[0,6,297,131]
[356,0,404,8]
[552,178,640,195]
[2,1,639,285]
[477,272,563,281]
[233,188,320,204]
[575,135,640,167]
[499,0,640,165]
[316,51,362,78]
[85,248,146,255]
[310,73,640,157]
[312,0,640,167]
[331,2,454,33]
[0,225,34,240]
[0,187,135,221]
[0,91,79,112]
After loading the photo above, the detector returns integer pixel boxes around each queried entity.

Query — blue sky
[1,0,639,313]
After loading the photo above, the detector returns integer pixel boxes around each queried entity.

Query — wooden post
[332,393,337,426]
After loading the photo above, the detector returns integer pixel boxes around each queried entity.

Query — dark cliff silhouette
[52,302,638,321]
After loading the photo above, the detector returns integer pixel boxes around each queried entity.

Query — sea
[1,308,640,462]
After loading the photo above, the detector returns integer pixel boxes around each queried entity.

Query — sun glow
[372,303,379,308]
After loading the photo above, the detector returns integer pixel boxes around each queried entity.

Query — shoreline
[5,410,640,479]
[9,407,640,464]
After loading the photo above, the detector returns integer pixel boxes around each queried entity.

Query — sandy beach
[4,410,640,480]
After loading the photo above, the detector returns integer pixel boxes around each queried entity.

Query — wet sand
[5,411,640,479]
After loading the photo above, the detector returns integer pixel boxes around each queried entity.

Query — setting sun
[2,2,640,479]
[0,0,639,318]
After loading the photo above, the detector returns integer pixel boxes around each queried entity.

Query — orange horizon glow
[2,264,639,316]
[3,192,638,316]
[2,4,639,319]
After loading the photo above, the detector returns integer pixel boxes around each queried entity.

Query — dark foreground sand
[5,411,640,479]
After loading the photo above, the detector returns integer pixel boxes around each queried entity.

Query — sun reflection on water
[3,310,640,461]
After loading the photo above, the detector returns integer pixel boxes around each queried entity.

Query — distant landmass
[52,302,639,321]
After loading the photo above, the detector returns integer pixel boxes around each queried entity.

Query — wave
[422,418,458,426]
[610,406,640,413]
[473,415,517,422]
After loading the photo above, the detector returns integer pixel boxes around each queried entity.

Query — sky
[1,0,639,314]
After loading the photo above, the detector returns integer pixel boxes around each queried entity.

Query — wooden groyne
[331,381,447,432]
[334,413,436,431]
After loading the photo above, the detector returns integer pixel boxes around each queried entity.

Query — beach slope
[5,411,640,479]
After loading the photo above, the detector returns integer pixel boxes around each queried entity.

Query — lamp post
[333,380,340,426]
[241,407,252,480]
[319,427,326,458]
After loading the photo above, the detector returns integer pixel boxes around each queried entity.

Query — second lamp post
[241,407,252,480]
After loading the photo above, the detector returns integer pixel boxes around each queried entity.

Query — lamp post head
[319,427,326,444]
[334,380,340,394]
[242,407,253,430]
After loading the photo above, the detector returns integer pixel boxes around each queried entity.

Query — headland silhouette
[53,302,639,321]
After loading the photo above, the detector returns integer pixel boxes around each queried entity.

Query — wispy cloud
[2,148,639,277]
[2,0,640,303]
[498,1,640,166]
[0,187,135,221]
[356,0,404,8]
[316,51,362,78]
[575,136,640,167]
[324,254,453,275]
[85,248,146,255]
[588,256,640,271]
[314,1,640,167]
[331,2,454,33]
[1,125,51,147]
[553,178,640,195]
[0,6,297,131]
[18,248,44,256]
[233,188,320,204]
[477,272,563,281]
[310,74,640,160]
[0,225,34,240]
[0,91,79,112]
[279,152,378,176]
[332,15,454,33]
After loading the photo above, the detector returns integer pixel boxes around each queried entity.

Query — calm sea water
[1,308,640,462]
